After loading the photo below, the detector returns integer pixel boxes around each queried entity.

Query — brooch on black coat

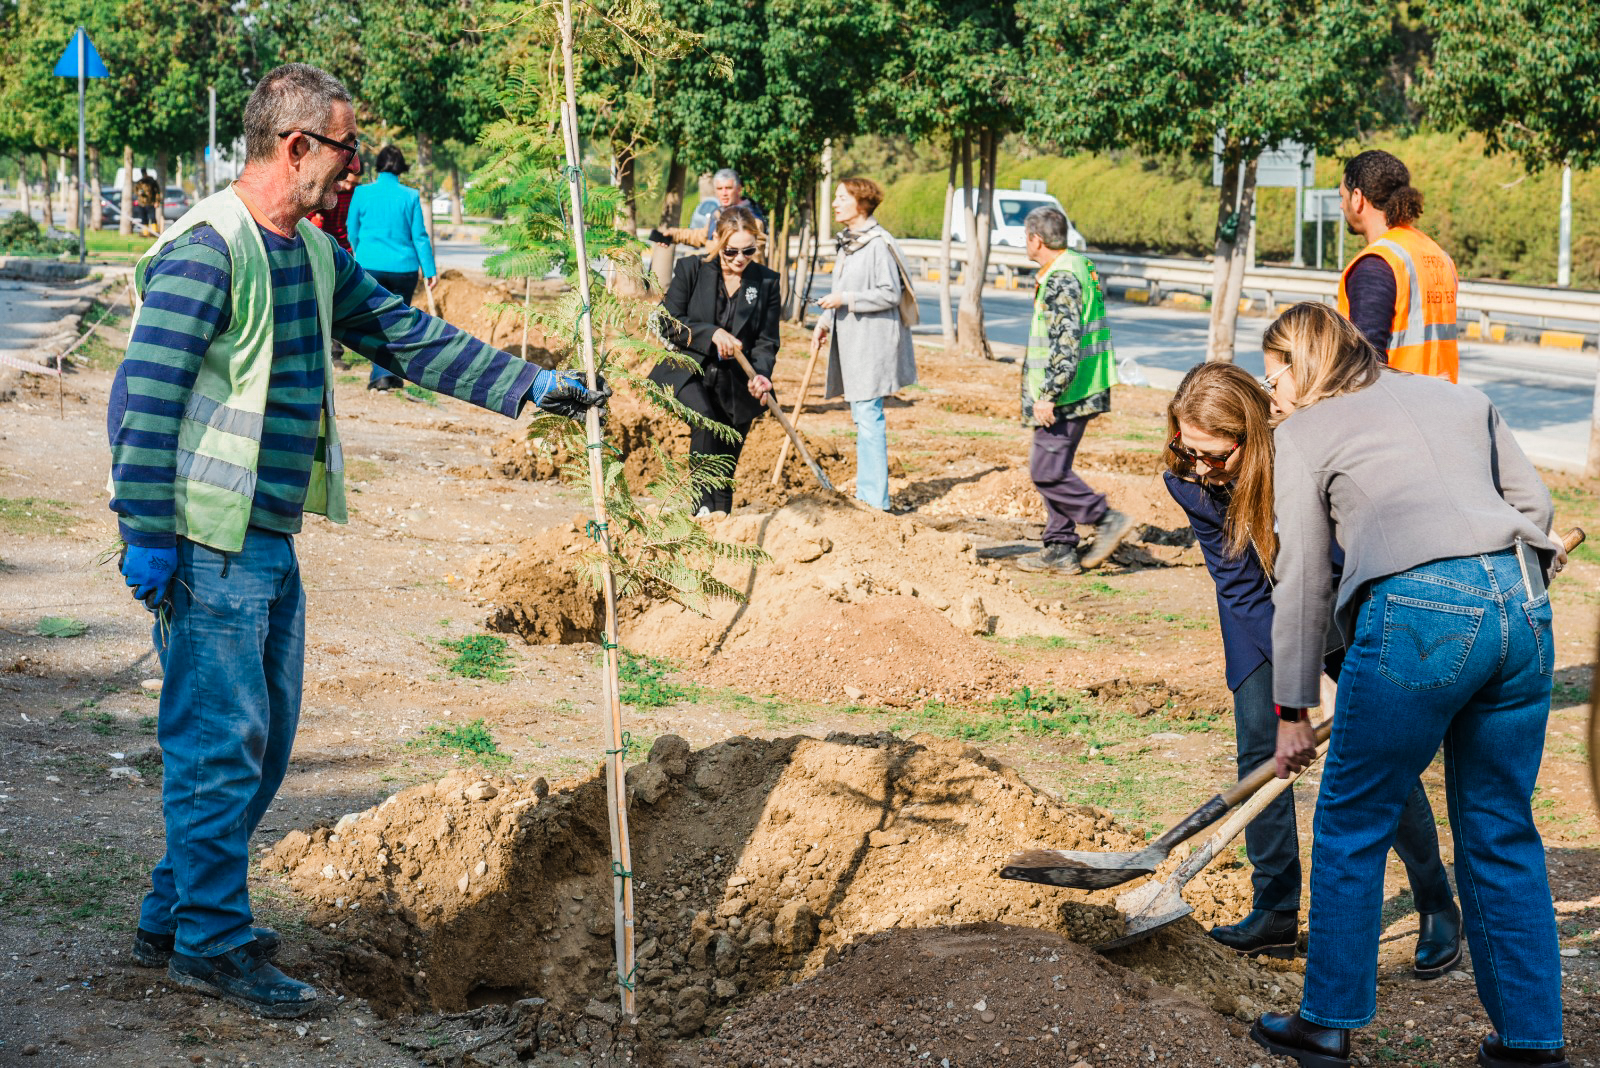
[745,286,757,304]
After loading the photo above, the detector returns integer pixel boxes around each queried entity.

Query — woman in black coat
[650,207,781,515]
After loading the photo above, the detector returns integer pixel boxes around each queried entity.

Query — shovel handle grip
[1222,718,1333,807]
[1562,527,1585,553]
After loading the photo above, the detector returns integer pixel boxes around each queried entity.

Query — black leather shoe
[1477,1033,1570,1067]
[1208,909,1298,959]
[168,939,318,1019]
[133,926,280,968]
[1414,903,1463,979]
[368,374,403,392]
[1250,1012,1351,1068]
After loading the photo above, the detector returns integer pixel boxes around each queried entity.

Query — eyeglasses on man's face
[279,129,362,175]
[1169,431,1241,471]
[721,244,757,260]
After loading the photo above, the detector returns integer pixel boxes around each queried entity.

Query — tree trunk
[450,163,464,225]
[155,148,170,233]
[939,135,957,347]
[1206,150,1242,361]
[19,155,32,223]
[118,144,134,235]
[195,144,207,197]
[415,131,434,243]
[615,147,637,233]
[788,196,812,322]
[649,153,685,290]
[68,153,81,234]
[1209,153,1258,363]
[770,191,792,309]
[958,129,995,360]
[88,146,103,231]
[608,145,647,297]
[40,153,54,231]
[797,186,820,317]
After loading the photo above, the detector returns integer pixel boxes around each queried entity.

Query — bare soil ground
[1,274,1597,1067]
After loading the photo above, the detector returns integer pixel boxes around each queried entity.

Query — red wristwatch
[1275,704,1305,722]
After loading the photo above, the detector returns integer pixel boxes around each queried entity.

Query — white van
[950,186,1086,252]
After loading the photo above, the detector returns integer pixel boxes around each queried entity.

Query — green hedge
[871,132,1598,288]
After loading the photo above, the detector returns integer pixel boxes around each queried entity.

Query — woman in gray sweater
[1250,303,1566,1068]
[811,177,917,510]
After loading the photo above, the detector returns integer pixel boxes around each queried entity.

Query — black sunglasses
[279,129,362,175]
[721,244,757,260]
[1169,431,1242,471]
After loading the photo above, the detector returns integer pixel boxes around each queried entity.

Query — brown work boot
[1080,509,1135,568]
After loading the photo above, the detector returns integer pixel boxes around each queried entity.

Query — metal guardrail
[891,238,1600,336]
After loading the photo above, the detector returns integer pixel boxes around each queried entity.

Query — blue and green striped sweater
[109,223,539,548]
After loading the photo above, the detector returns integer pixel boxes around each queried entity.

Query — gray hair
[244,63,352,165]
[712,168,742,187]
[1024,205,1069,251]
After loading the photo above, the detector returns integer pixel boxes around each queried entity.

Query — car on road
[951,188,1086,252]
[689,197,718,232]
[162,186,191,221]
[98,190,122,227]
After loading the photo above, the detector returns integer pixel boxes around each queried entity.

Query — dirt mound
[260,732,1297,1034]
[707,923,1280,1068]
[473,547,604,644]
[489,389,851,511]
[431,269,564,366]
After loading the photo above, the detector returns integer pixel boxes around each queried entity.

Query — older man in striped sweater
[106,64,607,1018]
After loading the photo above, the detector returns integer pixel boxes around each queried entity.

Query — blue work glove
[529,369,611,420]
[120,545,178,611]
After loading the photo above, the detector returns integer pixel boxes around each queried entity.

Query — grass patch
[1552,679,1590,706]
[617,650,694,708]
[887,686,1216,750]
[408,718,511,767]
[440,633,511,681]
[0,842,148,928]
[1082,579,1127,597]
[86,230,157,256]
[0,497,75,536]
[61,702,118,735]
[403,384,438,406]
[36,616,87,638]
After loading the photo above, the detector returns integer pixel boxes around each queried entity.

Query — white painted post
[1292,149,1305,268]
[1558,163,1572,288]
[208,86,217,196]
[76,28,86,262]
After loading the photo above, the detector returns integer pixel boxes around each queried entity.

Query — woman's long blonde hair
[1165,362,1278,571]
[702,206,765,263]
[1262,301,1386,411]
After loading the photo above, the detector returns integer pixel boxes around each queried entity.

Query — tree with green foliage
[1420,1,1600,472]
[1019,0,1398,361]
[868,0,1023,359]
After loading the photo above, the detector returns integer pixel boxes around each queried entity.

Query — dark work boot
[1414,903,1464,979]
[167,939,318,1019]
[1208,909,1298,960]
[1250,1012,1351,1068]
[134,926,281,968]
[1081,508,1136,568]
[1017,543,1082,574]
[1477,1034,1570,1067]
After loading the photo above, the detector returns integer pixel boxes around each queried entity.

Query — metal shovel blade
[1093,873,1193,952]
[998,845,1165,890]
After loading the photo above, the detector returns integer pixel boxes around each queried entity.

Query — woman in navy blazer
[1164,362,1458,974]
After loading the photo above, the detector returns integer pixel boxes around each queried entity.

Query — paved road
[429,241,1600,471]
[0,280,88,366]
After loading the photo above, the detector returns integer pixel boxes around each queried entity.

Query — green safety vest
[1024,249,1117,412]
[129,185,347,553]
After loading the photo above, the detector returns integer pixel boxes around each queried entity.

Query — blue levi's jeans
[1299,549,1563,1048]
[850,396,890,510]
[138,529,306,957]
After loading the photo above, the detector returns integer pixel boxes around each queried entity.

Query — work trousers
[138,529,305,957]
[1231,661,1453,915]
[1030,414,1107,546]
[677,373,752,515]
[1299,551,1562,1048]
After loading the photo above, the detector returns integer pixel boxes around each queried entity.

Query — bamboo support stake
[521,274,532,357]
[769,334,825,485]
[557,5,636,1015]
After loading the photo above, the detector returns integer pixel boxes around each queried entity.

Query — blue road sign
[53,28,108,79]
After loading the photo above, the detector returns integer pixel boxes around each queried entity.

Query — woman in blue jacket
[348,145,438,391]
[1163,362,1459,974]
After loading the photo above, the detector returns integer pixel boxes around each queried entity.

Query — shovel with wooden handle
[770,332,826,485]
[726,345,833,492]
[1095,728,1332,953]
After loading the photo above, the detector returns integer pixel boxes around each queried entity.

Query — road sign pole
[208,86,216,195]
[1292,151,1305,268]
[1559,164,1572,288]
[77,28,86,263]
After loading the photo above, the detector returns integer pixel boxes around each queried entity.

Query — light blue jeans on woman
[138,529,305,957]
[850,396,890,510]
[1299,549,1562,1049]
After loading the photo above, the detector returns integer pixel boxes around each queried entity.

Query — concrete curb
[0,257,92,283]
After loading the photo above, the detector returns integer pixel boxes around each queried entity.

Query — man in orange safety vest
[1336,150,1459,382]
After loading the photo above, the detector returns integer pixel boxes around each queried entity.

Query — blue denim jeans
[850,396,890,510]
[1300,550,1562,1048]
[1232,662,1453,915]
[138,529,305,957]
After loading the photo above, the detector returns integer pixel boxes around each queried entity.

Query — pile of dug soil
[431,269,564,365]
[706,924,1285,1068]
[261,732,1298,1038]
[489,389,851,511]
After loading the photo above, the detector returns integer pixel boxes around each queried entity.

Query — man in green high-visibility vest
[1016,206,1134,574]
